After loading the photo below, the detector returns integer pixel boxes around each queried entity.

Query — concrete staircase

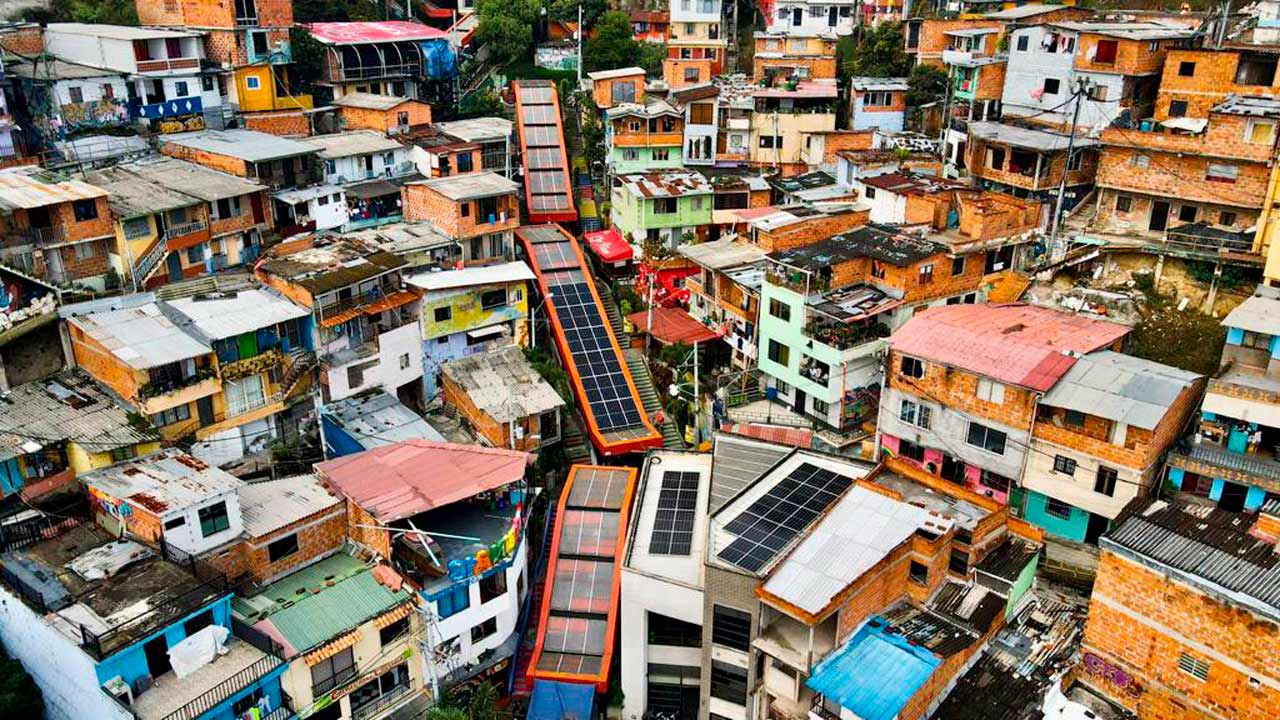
[596,281,626,338]
[625,348,685,449]
[560,413,592,465]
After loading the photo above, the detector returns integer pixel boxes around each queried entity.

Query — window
[480,288,507,311]
[987,147,1005,170]
[1115,195,1133,213]
[759,135,783,149]
[379,616,410,647]
[436,584,470,619]
[979,470,1011,494]
[164,516,186,530]
[949,549,969,574]
[966,422,1007,455]
[225,374,265,416]
[1249,120,1278,144]
[766,339,790,366]
[1053,455,1077,476]
[175,81,189,97]
[266,533,300,562]
[863,186,877,200]
[1063,409,1086,427]
[1178,653,1210,681]
[774,379,789,395]
[811,398,829,415]
[684,67,700,82]
[622,148,640,162]
[399,353,410,370]
[202,76,214,92]
[1094,466,1118,496]
[102,83,115,100]
[246,76,261,90]
[909,560,929,585]
[152,404,191,427]
[654,197,678,214]
[900,399,931,430]
[711,605,751,651]
[68,86,84,104]
[1043,78,1061,95]
[311,647,356,695]
[123,216,151,240]
[470,617,498,643]
[900,355,925,379]
[433,306,452,323]
[648,612,702,647]
[1178,61,1196,77]
[1094,39,1118,64]
[768,298,791,322]
[187,245,205,264]
[1241,329,1271,349]
[976,378,1005,405]
[1067,152,1083,172]
[653,149,670,162]
[1016,35,1029,52]
[479,571,507,603]
[709,661,748,704]
[1168,99,1188,117]
[1220,211,1237,226]
[198,502,231,537]
[1178,205,1199,224]
[72,199,98,221]
[1044,497,1074,520]
[1208,163,1240,184]
[918,264,934,285]
[74,242,96,261]
[951,256,965,276]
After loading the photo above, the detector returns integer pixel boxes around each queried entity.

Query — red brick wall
[0,26,42,55]
[162,143,250,177]
[68,321,143,401]
[244,110,311,137]
[339,102,432,133]
[1156,49,1280,120]
[401,184,519,239]
[239,507,346,582]
[1096,144,1268,209]
[755,209,869,252]
[662,59,713,89]
[888,348,1038,431]
[1074,35,1172,76]
[1082,550,1280,720]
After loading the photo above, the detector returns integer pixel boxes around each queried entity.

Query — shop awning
[628,306,720,345]
[582,228,633,264]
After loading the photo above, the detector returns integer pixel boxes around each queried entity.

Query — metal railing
[134,239,168,284]
[332,63,419,81]
[81,577,227,660]
[351,683,412,720]
[164,219,207,239]
[23,225,64,247]
[162,652,283,720]
[226,391,283,418]
[136,57,201,73]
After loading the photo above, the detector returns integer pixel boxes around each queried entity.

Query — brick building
[160,129,321,190]
[226,473,345,584]
[439,345,564,452]
[848,77,908,133]
[400,172,520,263]
[964,121,1098,206]
[1080,496,1280,720]
[752,32,839,85]
[588,67,647,110]
[0,166,114,289]
[604,98,686,174]
[1156,47,1280,121]
[877,303,1129,507]
[1022,351,1203,543]
[332,92,433,135]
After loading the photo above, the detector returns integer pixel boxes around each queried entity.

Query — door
[794,389,807,416]
[791,8,802,25]
[250,193,265,224]
[143,635,172,678]
[1149,200,1170,232]
[1219,481,1248,512]
[166,251,182,282]
[364,155,374,177]
[828,6,838,26]
[196,396,215,427]
[1084,513,1110,545]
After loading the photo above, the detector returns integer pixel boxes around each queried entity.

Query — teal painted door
[1228,428,1250,454]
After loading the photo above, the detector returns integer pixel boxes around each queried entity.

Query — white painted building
[272,185,351,234]
[765,1,857,37]
[621,450,714,720]
[304,130,417,186]
[323,320,424,402]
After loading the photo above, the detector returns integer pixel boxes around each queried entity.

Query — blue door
[166,252,182,282]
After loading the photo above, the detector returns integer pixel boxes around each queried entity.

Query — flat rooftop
[625,451,714,589]
[771,225,948,270]
[161,130,318,163]
[321,391,445,450]
[257,238,406,295]
[411,171,518,200]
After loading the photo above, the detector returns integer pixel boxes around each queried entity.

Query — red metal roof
[306,21,446,44]
[889,304,1130,391]
[719,422,813,448]
[316,440,531,523]
[583,228,633,264]
[628,307,720,345]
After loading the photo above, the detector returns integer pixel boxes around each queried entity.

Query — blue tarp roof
[528,680,595,720]
[807,617,942,720]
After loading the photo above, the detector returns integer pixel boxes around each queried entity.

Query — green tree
[0,647,44,717]
[546,0,607,27]
[843,22,910,78]
[290,28,327,94]
[476,0,542,67]
[583,10,640,72]
[423,707,469,720]
[16,0,138,24]
[906,63,949,108]
[637,43,667,75]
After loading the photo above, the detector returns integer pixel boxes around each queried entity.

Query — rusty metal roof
[0,166,106,211]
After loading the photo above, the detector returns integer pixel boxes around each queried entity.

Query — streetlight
[530,291,554,350]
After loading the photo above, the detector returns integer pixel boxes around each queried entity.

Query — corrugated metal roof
[807,613,943,720]
[257,238,406,295]
[238,474,340,538]
[164,287,310,340]
[321,391,444,449]
[83,165,200,219]
[440,345,565,422]
[889,304,1130,392]
[676,238,766,271]
[1223,285,1280,336]
[306,20,445,45]
[317,440,531,522]
[968,121,1099,152]
[111,156,267,203]
[405,261,534,291]
[302,130,405,159]
[46,22,199,40]
[1104,498,1280,618]
[63,296,212,370]
[243,555,414,656]
[434,117,513,142]
[412,171,518,200]
[81,448,242,514]
[331,92,415,111]
[0,369,158,459]
[709,433,790,513]
[160,130,318,163]
[616,170,712,199]
[1041,350,1200,430]
[762,486,941,616]
[0,166,106,211]
[586,67,645,81]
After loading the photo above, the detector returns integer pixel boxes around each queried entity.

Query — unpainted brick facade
[1156,48,1280,120]
[401,183,520,240]
[243,110,311,137]
[754,208,869,253]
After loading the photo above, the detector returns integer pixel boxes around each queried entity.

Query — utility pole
[1048,78,1089,261]
[1217,0,1232,48]
[576,3,584,87]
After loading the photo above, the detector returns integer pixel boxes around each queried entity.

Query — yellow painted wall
[235,66,278,113]
[420,281,530,341]
[68,440,163,474]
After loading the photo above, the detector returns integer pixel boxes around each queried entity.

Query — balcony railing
[81,577,227,660]
[138,368,217,401]
[165,219,207,239]
[136,57,201,73]
[226,391,282,419]
[162,652,284,720]
[332,63,419,81]
[351,683,413,720]
[23,225,64,247]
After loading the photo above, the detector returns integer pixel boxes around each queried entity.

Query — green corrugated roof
[235,554,413,655]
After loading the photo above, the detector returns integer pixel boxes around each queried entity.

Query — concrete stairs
[561,413,592,465]
[595,281,626,338]
[510,503,556,698]
[625,348,684,449]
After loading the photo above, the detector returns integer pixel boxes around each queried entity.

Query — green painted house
[610,170,713,249]
[604,99,685,174]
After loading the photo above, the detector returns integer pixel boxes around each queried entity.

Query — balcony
[137,373,221,414]
[220,347,284,381]
[163,219,210,251]
[130,96,205,122]
[329,62,419,82]
[614,132,684,147]
[135,57,201,74]
[246,36,291,65]
[23,225,64,248]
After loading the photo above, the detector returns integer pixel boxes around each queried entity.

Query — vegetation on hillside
[1131,293,1228,377]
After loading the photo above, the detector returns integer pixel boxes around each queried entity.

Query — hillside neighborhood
[0,1,1278,720]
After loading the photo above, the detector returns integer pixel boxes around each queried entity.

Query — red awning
[583,228,633,264]
[628,307,720,345]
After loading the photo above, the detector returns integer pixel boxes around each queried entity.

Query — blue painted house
[0,521,290,720]
[1166,285,1280,512]
[320,390,444,458]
